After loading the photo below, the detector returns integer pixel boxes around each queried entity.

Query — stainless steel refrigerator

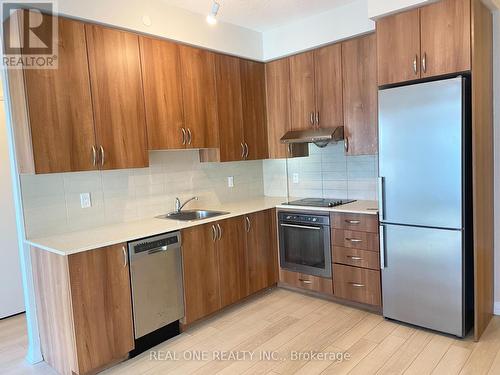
[378,76,473,337]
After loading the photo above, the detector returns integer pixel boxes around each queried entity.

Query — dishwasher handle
[147,245,168,255]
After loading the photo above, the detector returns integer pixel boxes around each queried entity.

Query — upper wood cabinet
[265,58,292,159]
[86,24,149,170]
[179,45,219,149]
[240,60,269,160]
[20,14,96,174]
[342,34,378,155]
[289,44,343,130]
[139,37,185,150]
[377,0,471,86]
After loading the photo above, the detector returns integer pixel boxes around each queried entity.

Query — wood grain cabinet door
[139,37,185,150]
[245,210,278,295]
[376,8,421,86]
[217,216,247,308]
[314,43,343,129]
[289,51,316,130]
[85,25,148,170]
[23,14,96,174]
[181,224,221,324]
[342,34,378,155]
[68,243,134,374]
[215,54,245,162]
[265,58,291,159]
[179,45,219,149]
[420,0,471,78]
[240,60,269,160]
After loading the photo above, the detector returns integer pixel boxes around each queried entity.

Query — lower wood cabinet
[181,209,278,325]
[333,264,381,306]
[31,244,134,375]
[279,269,333,295]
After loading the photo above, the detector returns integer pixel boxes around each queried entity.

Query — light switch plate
[227,176,234,188]
[80,193,92,209]
[293,173,299,184]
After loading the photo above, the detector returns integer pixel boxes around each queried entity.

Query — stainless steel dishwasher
[128,231,184,356]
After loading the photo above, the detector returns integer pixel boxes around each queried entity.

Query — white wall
[493,10,500,315]
[262,0,374,61]
[0,83,24,318]
[57,0,262,60]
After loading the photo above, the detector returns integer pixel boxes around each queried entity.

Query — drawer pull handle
[345,220,361,224]
[346,238,363,243]
[349,282,365,288]
[299,279,312,285]
[347,256,363,261]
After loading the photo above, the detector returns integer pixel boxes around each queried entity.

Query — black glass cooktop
[284,198,356,208]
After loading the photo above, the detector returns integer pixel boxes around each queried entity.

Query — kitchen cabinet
[214,55,269,162]
[181,224,221,324]
[86,24,148,170]
[217,216,247,307]
[22,14,96,174]
[139,37,185,150]
[245,209,278,295]
[333,264,381,306]
[289,44,342,130]
[179,45,219,149]
[342,34,378,155]
[279,269,333,294]
[377,0,471,86]
[31,244,134,375]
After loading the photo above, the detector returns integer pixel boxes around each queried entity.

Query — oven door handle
[280,223,322,231]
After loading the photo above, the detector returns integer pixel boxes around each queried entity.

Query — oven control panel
[279,212,330,226]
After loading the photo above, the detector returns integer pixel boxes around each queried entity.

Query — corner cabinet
[377,0,471,86]
[31,244,134,375]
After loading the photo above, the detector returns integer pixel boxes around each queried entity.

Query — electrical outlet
[293,173,299,184]
[227,176,234,188]
[80,193,92,209]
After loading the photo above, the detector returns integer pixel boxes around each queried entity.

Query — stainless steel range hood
[280,126,344,145]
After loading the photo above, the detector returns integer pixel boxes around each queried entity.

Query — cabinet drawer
[331,212,378,233]
[333,246,380,270]
[332,229,379,252]
[280,269,333,294]
[333,264,381,306]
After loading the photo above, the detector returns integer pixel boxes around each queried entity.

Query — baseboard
[494,302,500,316]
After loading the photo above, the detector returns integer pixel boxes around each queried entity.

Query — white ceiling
[162,0,357,32]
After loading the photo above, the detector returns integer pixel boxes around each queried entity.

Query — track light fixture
[206,1,220,25]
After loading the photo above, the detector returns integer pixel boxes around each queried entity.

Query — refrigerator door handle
[379,225,386,269]
[378,177,385,220]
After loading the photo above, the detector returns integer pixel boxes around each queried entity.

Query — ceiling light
[206,1,220,25]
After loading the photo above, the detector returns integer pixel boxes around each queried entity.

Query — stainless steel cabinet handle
[349,282,365,288]
[244,143,249,159]
[187,128,192,145]
[99,146,105,167]
[344,137,349,153]
[345,220,361,224]
[92,146,97,167]
[422,52,427,73]
[122,246,128,268]
[378,177,385,221]
[217,223,222,240]
[280,223,321,231]
[315,111,320,126]
[380,225,386,269]
[241,142,245,159]
[181,128,187,145]
[299,279,312,285]
[310,112,314,126]
[413,54,418,74]
[211,225,217,242]
[347,256,363,261]
[245,216,251,233]
[288,144,292,156]
[346,238,363,243]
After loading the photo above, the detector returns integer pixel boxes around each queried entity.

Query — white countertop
[26,197,378,256]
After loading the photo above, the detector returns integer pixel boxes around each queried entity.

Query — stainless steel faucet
[175,196,199,213]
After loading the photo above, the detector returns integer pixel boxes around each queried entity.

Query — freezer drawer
[381,224,464,336]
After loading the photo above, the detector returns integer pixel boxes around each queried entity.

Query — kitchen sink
[158,210,229,222]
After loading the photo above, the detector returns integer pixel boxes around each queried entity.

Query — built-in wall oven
[278,211,332,278]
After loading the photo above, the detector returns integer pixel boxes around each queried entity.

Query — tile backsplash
[263,142,378,201]
[21,150,264,238]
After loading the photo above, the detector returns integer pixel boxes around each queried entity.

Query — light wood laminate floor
[2,289,500,375]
